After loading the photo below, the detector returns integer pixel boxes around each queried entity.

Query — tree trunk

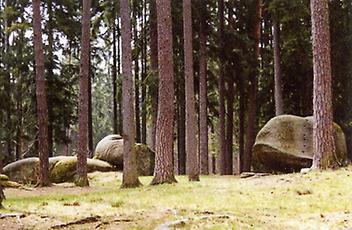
[76,0,91,187]
[226,78,234,175]
[88,65,93,157]
[243,0,262,172]
[33,0,50,186]
[238,76,245,172]
[218,0,227,175]
[120,0,141,188]
[151,0,177,185]
[47,0,54,157]
[134,9,141,143]
[149,0,158,151]
[184,0,199,181]
[311,0,336,169]
[272,20,284,116]
[199,8,209,175]
[141,0,147,145]
[117,18,123,135]
[112,16,118,134]
[177,81,186,175]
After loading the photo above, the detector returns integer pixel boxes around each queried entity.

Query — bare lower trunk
[218,0,227,175]
[120,0,141,188]
[76,0,91,187]
[272,20,284,116]
[311,0,336,169]
[243,0,262,172]
[112,18,118,134]
[199,11,209,175]
[151,0,177,185]
[226,79,234,175]
[184,0,199,181]
[33,0,50,186]
[149,0,158,151]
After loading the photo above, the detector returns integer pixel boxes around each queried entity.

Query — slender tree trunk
[120,0,141,188]
[238,76,245,172]
[177,82,186,175]
[311,0,336,169]
[88,65,93,157]
[141,0,147,144]
[149,0,158,151]
[47,0,54,157]
[32,0,50,186]
[243,0,262,172]
[272,20,284,116]
[199,8,209,175]
[76,0,91,187]
[226,78,234,175]
[133,9,141,143]
[151,0,177,185]
[112,16,118,134]
[117,18,123,135]
[184,0,199,181]
[218,0,227,175]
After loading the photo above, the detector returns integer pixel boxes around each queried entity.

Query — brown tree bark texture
[76,0,91,187]
[33,0,50,186]
[199,11,209,175]
[184,0,199,181]
[272,20,284,116]
[311,0,336,169]
[149,0,158,151]
[218,0,227,175]
[243,0,262,172]
[120,0,141,188]
[151,0,177,185]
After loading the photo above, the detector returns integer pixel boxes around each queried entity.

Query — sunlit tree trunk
[151,0,177,185]
[76,0,91,187]
[311,0,336,169]
[120,0,141,188]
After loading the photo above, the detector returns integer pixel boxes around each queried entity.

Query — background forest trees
[0,0,351,174]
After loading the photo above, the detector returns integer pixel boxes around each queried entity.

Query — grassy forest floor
[2,167,352,229]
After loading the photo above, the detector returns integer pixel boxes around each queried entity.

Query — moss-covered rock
[93,135,155,176]
[253,115,347,172]
[4,156,114,184]
[50,158,114,183]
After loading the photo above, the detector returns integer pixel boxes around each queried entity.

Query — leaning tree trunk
[243,0,262,172]
[184,0,199,181]
[272,19,284,116]
[199,7,209,175]
[120,0,141,188]
[76,0,92,187]
[151,0,177,185]
[311,0,336,169]
[32,0,50,186]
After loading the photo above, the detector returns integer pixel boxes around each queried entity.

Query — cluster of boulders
[2,135,155,185]
[253,115,348,172]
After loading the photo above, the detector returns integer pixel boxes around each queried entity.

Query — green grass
[3,168,352,229]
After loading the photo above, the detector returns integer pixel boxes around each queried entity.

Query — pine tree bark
[218,0,227,175]
[149,0,158,151]
[226,78,234,175]
[243,0,262,172]
[112,16,118,134]
[47,0,54,157]
[141,0,147,144]
[76,0,91,187]
[120,0,141,188]
[32,0,50,186]
[199,8,209,175]
[311,0,336,169]
[151,0,177,185]
[272,20,284,116]
[184,0,199,181]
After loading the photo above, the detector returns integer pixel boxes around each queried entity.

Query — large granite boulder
[3,156,114,184]
[253,115,347,172]
[93,135,155,176]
